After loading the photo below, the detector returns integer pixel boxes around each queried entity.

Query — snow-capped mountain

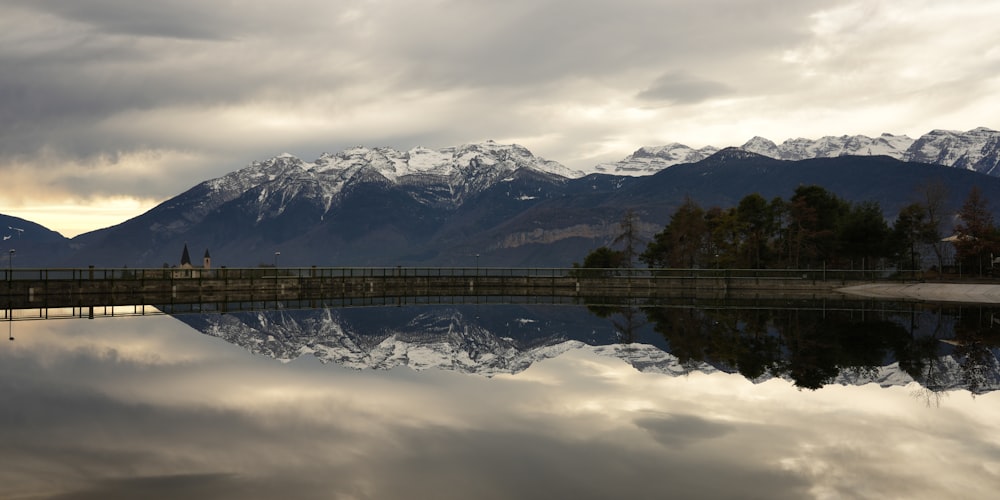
[906,127,1000,175]
[198,140,583,220]
[67,141,590,267]
[593,143,720,175]
[614,127,1000,177]
[740,133,915,161]
[60,129,1000,268]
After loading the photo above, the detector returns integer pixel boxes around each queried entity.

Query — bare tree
[613,209,644,268]
[918,181,949,270]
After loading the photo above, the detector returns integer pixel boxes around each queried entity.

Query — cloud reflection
[1,316,1000,499]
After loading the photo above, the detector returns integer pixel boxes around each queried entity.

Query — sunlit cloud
[1,0,997,236]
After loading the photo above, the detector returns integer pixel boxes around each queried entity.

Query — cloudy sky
[2,0,999,236]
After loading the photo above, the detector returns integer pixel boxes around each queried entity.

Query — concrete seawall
[2,268,875,310]
[839,283,1000,303]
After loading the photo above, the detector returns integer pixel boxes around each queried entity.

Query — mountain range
[6,127,1000,268]
[596,127,1000,176]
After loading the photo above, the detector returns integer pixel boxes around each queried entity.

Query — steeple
[203,248,211,270]
[180,243,191,267]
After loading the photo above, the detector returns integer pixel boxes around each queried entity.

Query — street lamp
[6,249,12,340]
[274,251,280,268]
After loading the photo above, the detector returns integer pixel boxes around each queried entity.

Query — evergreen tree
[735,193,776,268]
[785,185,849,267]
[705,206,739,268]
[838,201,891,268]
[641,197,708,268]
[577,246,626,269]
[954,186,999,275]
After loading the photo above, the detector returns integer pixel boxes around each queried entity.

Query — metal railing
[2,266,922,282]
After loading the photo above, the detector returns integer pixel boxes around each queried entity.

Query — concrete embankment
[839,283,1000,303]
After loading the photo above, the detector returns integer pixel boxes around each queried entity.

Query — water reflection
[2,303,1000,499]
[632,302,1000,395]
[168,301,1000,396]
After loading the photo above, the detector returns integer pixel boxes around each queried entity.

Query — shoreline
[839,282,1000,304]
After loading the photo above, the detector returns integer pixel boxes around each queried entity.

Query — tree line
[577,183,1000,275]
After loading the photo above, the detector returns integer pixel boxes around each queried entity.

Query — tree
[641,197,709,268]
[785,185,849,267]
[954,186,999,275]
[917,181,949,270]
[705,206,739,268]
[612,209,644,268]
[838,201,891,268]
[891,202,933,270]
[735,193,777,268]
[575,246,626,272]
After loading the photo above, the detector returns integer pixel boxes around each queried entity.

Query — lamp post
[7,249,12,340]
[274,251,280,268]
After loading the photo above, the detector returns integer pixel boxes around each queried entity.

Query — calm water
[2,302,1000,499]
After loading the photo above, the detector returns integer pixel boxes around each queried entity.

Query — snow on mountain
[607,127,1000,177]
[593,143,720,176]
[740,136,780,158]
[201,141,583,214]
[180,128,1000,222]
[906,127,1000,175]
[741,133,914,161]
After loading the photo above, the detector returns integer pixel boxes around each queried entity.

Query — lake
[2,301,999,499]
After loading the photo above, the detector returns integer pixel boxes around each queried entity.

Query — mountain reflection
[172,300,1000,394]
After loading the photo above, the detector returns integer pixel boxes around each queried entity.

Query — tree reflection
[585,301,646,345]
[593,301,1000,394]
[952,308,1000,395]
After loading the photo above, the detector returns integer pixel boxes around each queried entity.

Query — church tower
[180,243,192,268]
[203,249,211,270]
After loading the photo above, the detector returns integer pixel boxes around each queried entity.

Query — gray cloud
[0,0,998,235]
[634,411,734,447]
[637,71,734,104]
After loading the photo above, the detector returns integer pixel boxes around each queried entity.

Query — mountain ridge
[598,127,1000,176]
[7,129,1000,268]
